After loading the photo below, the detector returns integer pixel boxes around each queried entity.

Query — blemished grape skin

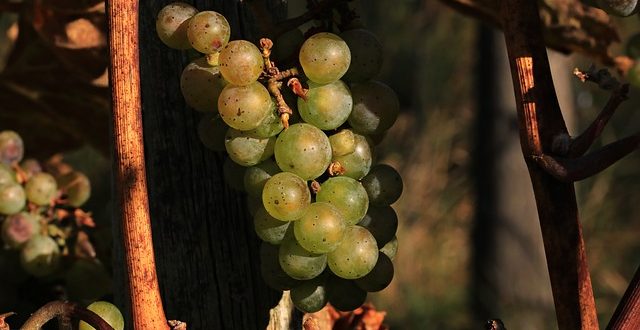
[279,232,327,280]
[0,183,26,215]
[187,11,231,54]
[25,172,58,206]
[332,134,372,180]
[357,205,398,248]
[294,202,346,254]
[299,32,351,84]
[348,80,400,135]
[225,128,275,167]
[57,171,91,207]
[244,159,281,198]
[260,242,302,290]
[327,226,378,279]
[20,235,60,277]
[274,123,332,180]
[0,130,24,165]
[197,113,228,152]
[326,275,367,312]
[262,172,311,221]
[218,82,273,131]
[340,29,384,82]
[329,129,356,157]
[354,253,394,292]
[298,80,353,130]
[316,176,369,226]
[156,2,198,49]
[79,301,125,330]
[219,40,265,86]
[291,276,328,313]
[1,212,41,249]
[180,57,226,112]
[254,207,290,244]
[361,164,403,206]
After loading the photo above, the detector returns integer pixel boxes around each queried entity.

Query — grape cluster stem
[20,301,114,330]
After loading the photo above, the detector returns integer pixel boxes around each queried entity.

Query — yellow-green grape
[79,301,125,330]
[187,11,231,54]
[279,231,327,280]
[291,276,328,313]
[0,164,16,186]
[326,275,367,312]
[329,129,355,157]
[357,206,398,248]
[180,57,226,112]
[294,202,346,254]
[327,226,378,279]
[0,130,24,165]
[260,242,301,290]
[299,32,351,84]
[246,104,284,138]
[1,212,41,249]
[155,2,198,49]
[316,177,368,226]
[262,172,310,221]
[354,253,394,292]
[0,183,26,215]
[243,159,281,198]
[223,157,247,191]
[225,128,275,167]
[219,40,264,86]
[380,236,398,261]
[332,133,372,180]
[218,82,273,130]
[254,207,290,244]
[57,171,91,207]
[274,123,332,180]
[20,235,60,277]
[298,80,353,130]
[348,80,400,135]
[25,172,57,206]
[361,164,403,206]
[197,113,228,152]
[340,29,383,82]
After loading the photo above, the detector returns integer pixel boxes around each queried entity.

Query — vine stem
[20,301,113,330]
[607,264,640,329]
[107,0,169,328]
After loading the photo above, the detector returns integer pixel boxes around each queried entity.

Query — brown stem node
[288,78,308,101]
[328,161,345,176]
[310,180,321,194]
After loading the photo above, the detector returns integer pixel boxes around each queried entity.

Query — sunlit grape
[219,40,264,85]
[187,11,231,54]
[294,202,346,254]
[25,172,58,206]
[262,172,310,221]
[57,171,91,207]
[316,177,368,226]
[0,130,24,165]
[340,29,383,82]
[274,123,331,180]
[79,301,125,330]
[225,129,275,167]
[254,207,290,244]
[332,134,372,180]
[298,80,352,130]
[243,159,281,198]
[156,2,198,49]
[0,183,26,215]
[354,253,394,292]
[291,276,328,313]
[181,57,226,112]
[326,275,367,312]
[327,226,378,279]
[299,32,351,84]
[358,205,398,247]
[218,82,273,130]
[279,231,327,280]
[197,113,228,152]
[20,235,60,277]
[361,164,403,205]
[348,80,400,135]
[1,212,41,249]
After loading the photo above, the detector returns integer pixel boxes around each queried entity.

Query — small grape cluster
[157,2,402,313]
[0,130,95,278]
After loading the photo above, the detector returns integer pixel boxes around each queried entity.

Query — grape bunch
[0,130,97,278]
[157,2,402,313]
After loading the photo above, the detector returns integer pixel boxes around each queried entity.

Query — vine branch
[20,301,113,330]
[607,264,640,330]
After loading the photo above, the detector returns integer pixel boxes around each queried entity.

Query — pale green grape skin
[294,202,346,254]
[25,172,58,206]
[340,29,383,82]
[1,212,41,249]
[354,253,394,292]
[274,123,332,180]
[156,2,198,49]
[0,183,26,215]
[299,32,351,84]
[332,134,372,180]
[223,157,247,191]
[260,242,302,290]
[298,80,353,130]
[273,28,304,63]
[348,81,400,135]
[246,103,283,138]
[181,57,226,112]
[291,276,328,313]
[254,207,290,244]
[357,205,398,248]
[380,236,398,261]
[243,159,281,198]
[262,172,311,221]
[218,82,273,130]
[0,164,16,186]
[327,226,378,279]
[197,113,228,152]
[219,40,264,86]
[361,164,403,206]
[0,130,24,165]
[57,171,91,207]
[79,301,125,330]
[326,275,367,312]
[20,235,60,277]
[187,11,231,54]
[279,232,327,280]
[316,177,368,226]
[225,128,275,167]
[329,130,355,157]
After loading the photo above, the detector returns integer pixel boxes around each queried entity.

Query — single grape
[299,32,351,84]
[1,212,41,249]
[291,276,328,313]
[246,105,283,138]
[348,81,400,135]
[0,130,24,165]
[272,28,304,63]
[197,113,228,152]
[332,133,372,180]
[156,2,198,49]
[187,11,231,54]
[262,172,310,221]
[357,205,398,247]
[79,301,125,330]
[223,157,247,191]
[340,29,383,82]
[218,82,273,130]
[25,172,58,206]
[225,128,275,167]
[354,253,394,292]
[279,231,327,280]
[274,123,332,180]
[298,80,353,130]
[20,158,42,180]
[181,57,226,112]
[0,164,16,186]
[597,0,639,16]
[316,177,368,226]
[0,183,26,215]
[361,164,403,205]
[326,275,367,312]
[327,226,378,279]
[219,40,264,85]
[294,202,346,254]
[244,159,281,198]
[57,171,91,207]
[254,207,290,244]
[627,33,640,58]
[329,130,355,157]
[20,235,60,277]
[260,242,302,290]
[380,236,398,260]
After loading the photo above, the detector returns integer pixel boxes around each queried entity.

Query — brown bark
[607,265,640,330]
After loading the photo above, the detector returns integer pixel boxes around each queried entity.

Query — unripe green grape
[57,171,91,207]
[326,275,367,312]
[357,206,398,248]
[0,130,24,165]
[340,29,383,82]
[1,212,41,249]
[223,157,247,191]
[225,129,275,167]
[272,28,304,63]
[361,164,403,205]
[354,253,394,292]
[20,235,60,277]
[597,0,639,16]
[274,123,331,180]
[262,172,310,221]
[316,177,368,226]
[329,130,355,157]
[299,32,351,84]
[332,134,372,180]
[187,11,231,54]
[218,82,273,130]
[0,164,16,186]
[380,236,398,260]
[294,202,346,254]
[298,80,353,130]
[348,81,400,135]
[156,2,198,49]
[291,276,328,313]
[219,40,264,85]
[181,57,226,112]
[79,301,125,330]
[0,183,26,215]
[327,226,378,279]
[246,103,283,138]
[254,207,290,244]
[197,113,228,152]
[25,172,58,206]
[279,231,327,280]
[260,242,301,290]
[243,159,281,198]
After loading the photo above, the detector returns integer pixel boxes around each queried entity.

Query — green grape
[1,212,41,249]
[361,164,403,206]
[298,80,353,130]
[279,231,327,280]
[0,183,26,215]
[187,11,231,54]
[627,33,640,58]
[0,130,24,165]
[218,82,273,130]
[247,104,284,138]
[25,172,58,206]
[219,40,264,85]
[57,171,91,207]
[272,28,304,63]
[20,235,60,277]
[180,57,226,112]
[262,172,310,221]
[299,32,351,84]
[243,159,281,198]
[291,276,328,313]
[254,207,290,244]
[197,113,228,152]
[225,128,275,167]
[316,177,368,226]
[380,236,398,260]
[79,301,125,330]
[597,0,639,16]
[332,133,372,180]
[348,81,400,135]
[274,123,331,180]
[329,130,355,157]
[326,275,367,312]
[340,29,383,82]
[223,157,247,191]
[294,202,346,254]
[357,205,398,247]
[354,253,394,292]
[260,242,302,290]
[0,164,16,186]
[327,226,378,279]
[156,2,198,49]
